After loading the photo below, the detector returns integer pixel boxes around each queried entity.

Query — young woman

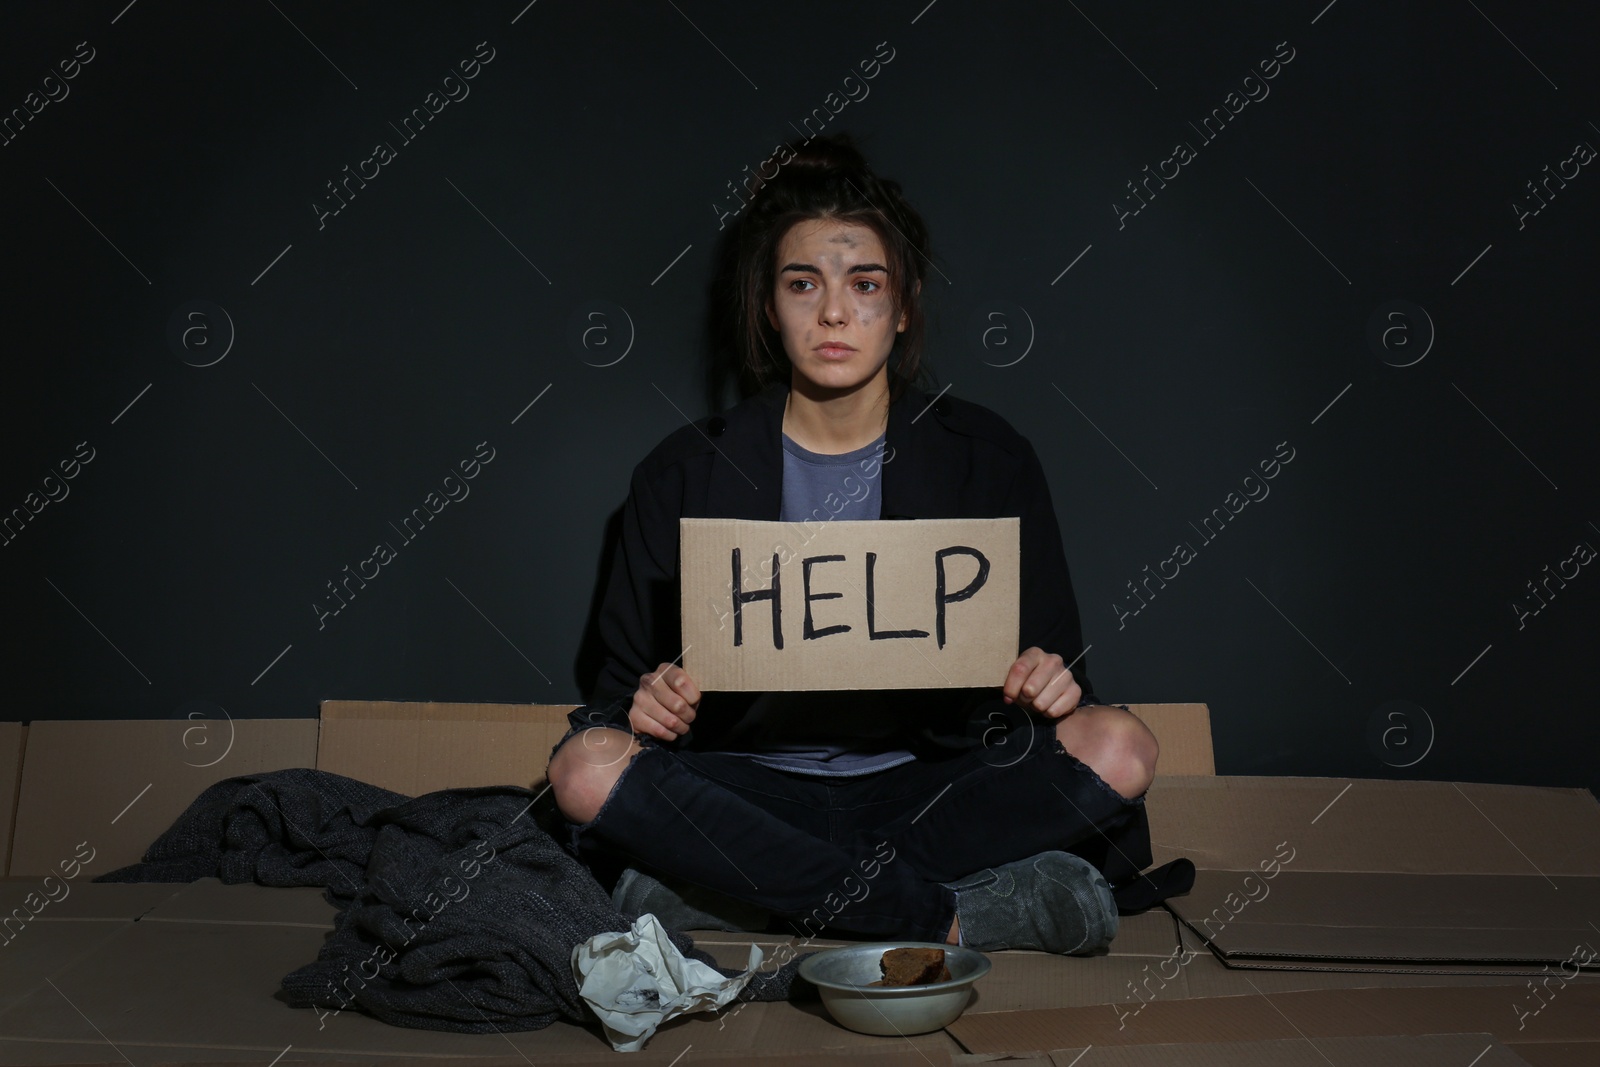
[546,135,1188,953]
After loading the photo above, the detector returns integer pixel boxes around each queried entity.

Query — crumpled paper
[572,912,765,1051]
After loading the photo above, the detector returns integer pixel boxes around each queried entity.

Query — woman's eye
[787,278,882,294]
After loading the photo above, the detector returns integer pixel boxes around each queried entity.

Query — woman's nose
[820,292,848,326]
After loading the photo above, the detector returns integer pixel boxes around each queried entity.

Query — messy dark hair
[733,133,934,403]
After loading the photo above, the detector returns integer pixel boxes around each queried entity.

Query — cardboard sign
[679,517,1019,691]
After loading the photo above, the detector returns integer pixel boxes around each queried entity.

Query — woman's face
[765,217,907,394]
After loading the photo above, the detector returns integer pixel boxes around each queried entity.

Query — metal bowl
[797,941,991,1036]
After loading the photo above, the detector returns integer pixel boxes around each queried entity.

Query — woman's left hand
[1002,646,1082,718]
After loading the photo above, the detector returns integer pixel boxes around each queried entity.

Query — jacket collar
[705,377,943,521]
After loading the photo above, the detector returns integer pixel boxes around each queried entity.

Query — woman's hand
[629,662,702,741]
[1002,646,1082,719]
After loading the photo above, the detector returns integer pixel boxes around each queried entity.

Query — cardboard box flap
[1125,704,1213,776]
[319,700,581,725]
[1169,869,1600,967]
[1197,920,1596,967]
[316,700,580,797]
[1144,776,1600,875]
[0,723,23,877]
[8,719,317,879]
[1170,915,1582,987]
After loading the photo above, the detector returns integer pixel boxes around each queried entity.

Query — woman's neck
[783,369,890,455]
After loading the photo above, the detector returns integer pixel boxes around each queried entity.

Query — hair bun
[782,132,871,177]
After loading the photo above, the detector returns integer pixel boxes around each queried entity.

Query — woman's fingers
[1002,648,1042,702]
[624,703,675,739]
[629,698,681,740]
[1030,655,1075,712]
[1011,651,1080,717]
[669,667,702,710]
[1040,676,1083,719]
[645,664,698,724]
[630,662,702,740]
[646,668,697,726]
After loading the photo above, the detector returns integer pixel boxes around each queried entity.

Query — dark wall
[5,2,1596,794]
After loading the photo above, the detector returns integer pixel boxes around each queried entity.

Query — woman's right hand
[629,662,702,741]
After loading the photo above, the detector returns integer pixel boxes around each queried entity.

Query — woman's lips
[816,344,856,359]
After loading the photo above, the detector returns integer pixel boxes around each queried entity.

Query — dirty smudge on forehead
[834,230,885,274]
[819,230,868,273]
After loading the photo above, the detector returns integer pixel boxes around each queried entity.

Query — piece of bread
[879,947,949,986]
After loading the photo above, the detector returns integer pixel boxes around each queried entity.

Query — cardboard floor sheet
[1168,868,1600,972]
[1143,774,1600,974]
[1007,1034,1532,1066]
[0,880,964,1063]
[946,982,1600,1056]
[7,703,1598,1063]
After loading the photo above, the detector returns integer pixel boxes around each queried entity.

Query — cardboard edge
[2,722,26,877]
[315,701,578,797]
[1123,704,1214,776]
[1168,906,1600,976]
[7,719,318,878]
[318,700,584,723]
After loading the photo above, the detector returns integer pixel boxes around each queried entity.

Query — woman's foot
[940,851,1118,954]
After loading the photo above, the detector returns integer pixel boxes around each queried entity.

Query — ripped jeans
[548,702,1153,943]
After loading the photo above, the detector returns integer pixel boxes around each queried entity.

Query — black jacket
[578,379,1102,754]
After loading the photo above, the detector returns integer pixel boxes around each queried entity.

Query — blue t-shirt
[714,430,919,777]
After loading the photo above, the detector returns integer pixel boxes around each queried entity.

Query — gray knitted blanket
[93,767,812,1033]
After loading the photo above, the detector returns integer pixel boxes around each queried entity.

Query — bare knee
[1055,707,1159,800]
[547,727,643,824]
